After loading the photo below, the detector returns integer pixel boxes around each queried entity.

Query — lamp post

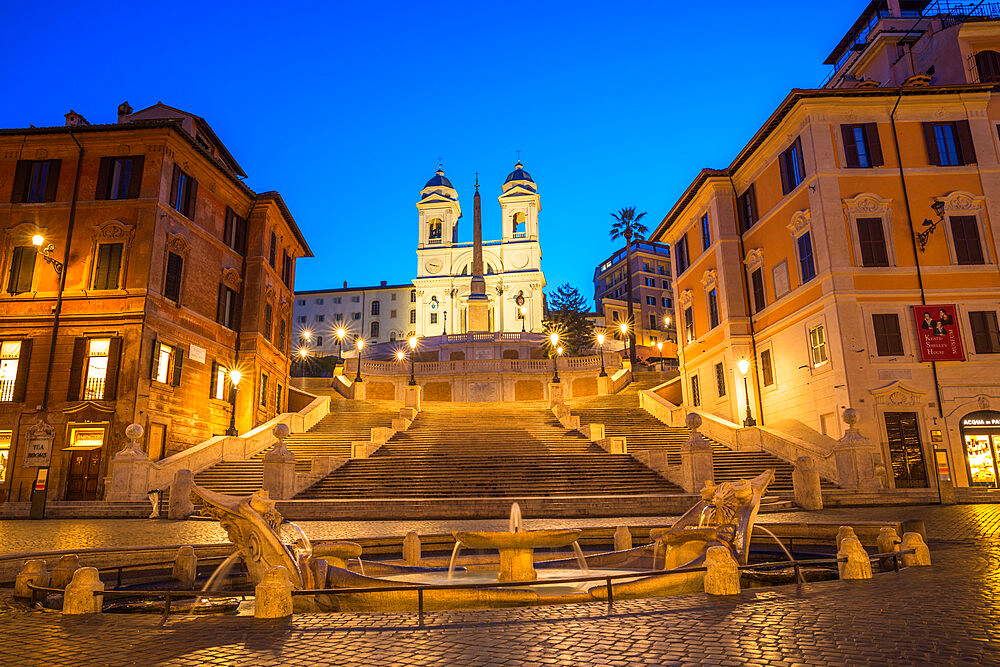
[597,332,607,377]
[336,327,346,360]
[31,234,64,275]
[737,359,756,427]
[656,341,664,372]
[619,322,629,359]
[664,315,671,329]
[520,306,526,333]
[354,338,364,383]
[549,332,561,383]
[226,369,242,436]
[408,335,418,386]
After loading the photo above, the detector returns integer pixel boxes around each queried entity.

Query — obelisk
[466,174,490,332]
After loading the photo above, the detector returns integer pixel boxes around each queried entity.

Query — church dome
[504,161,533,185]
[424,168,453,190]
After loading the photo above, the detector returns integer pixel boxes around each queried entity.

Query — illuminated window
[212,363,228,401]
[83,338,110,400]
[808,325,828,367]
[154,342,174,384]
[0,342,23,402]
[0,430,10,483]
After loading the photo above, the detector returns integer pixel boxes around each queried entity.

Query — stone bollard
[263,424,296,500]
[14,560,51,599]
[168,469,196,519]
[876,527,900,555]
[704,546,741,595]
[901,519,927,543]
[255,566,294,619]
[900,532,932,567]
[62,567,104,615]
[403,532,421,566]
[680,414,714,493]
[172,546,198,589]
[938,477,956,505]
[792,456,823,510]
[548,382,565,407]
[51,554,81,589]
[613,526,633,552]
[835,526,858,552]
[837,537,872,580]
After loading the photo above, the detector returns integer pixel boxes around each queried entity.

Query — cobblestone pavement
[1,504,999,665]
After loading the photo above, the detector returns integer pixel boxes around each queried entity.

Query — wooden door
[147,423,166,461]
[66,449,102,500]
[884,411,928,488]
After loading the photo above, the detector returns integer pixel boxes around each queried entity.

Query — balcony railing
[0,379,14,402]
[83,376,106,400]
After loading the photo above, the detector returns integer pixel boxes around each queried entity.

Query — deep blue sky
[2,1,866,306]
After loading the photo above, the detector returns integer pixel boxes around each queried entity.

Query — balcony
[0,379,14,402]
[82,376,106,400]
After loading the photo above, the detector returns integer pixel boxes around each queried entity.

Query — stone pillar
[352,380,366,400]
[597,375,613,395]
[51,554,80,589]
[837,537,872,580]
[404,384,422,412]
[792,456,823,510]
[403,532,421,565]
[834,408,881,490]
[704,546,741,595]
[168,469,196,520]
[613,526,633,552]
[938,477,956,505]
[255,566,294,619]
[680,414,714,493]
[62,567,104,615]
[105,424,153,501]
[263,424,297,500]
[14,560,50,598]
[900,532,931,566]
[548,382,565,407]
[172,546,198,589]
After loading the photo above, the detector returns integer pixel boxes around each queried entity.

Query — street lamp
[354,338,365,383]
[596,332,607,377]
[664,315,671,328]
[656,341,664,372]
[31,234,64,275]
[408,335,418,386]
[225,369,242,436]
[737,358,756,427]
[520,306,527,333]
[619,322,629,359]
[549,332,561,383]
[336,327,346,359]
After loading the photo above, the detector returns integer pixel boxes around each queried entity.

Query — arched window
[428,219,443,242]
[409,309,416,324]
[371,300,380,316]
[370,321,380,338]
[389,331,397,341]
[486,263,495,275]
[976,50,1000,83]
[512,212,525,237]
[410,289,416,303]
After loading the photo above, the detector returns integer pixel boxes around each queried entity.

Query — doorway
[960,410,1000,488]
[64,424,106,500]
[147,423,166,461]
[883,411,928,488]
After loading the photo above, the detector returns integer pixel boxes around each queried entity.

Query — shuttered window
[269,232,277,268]
[760,349,774,387]
[223,207,248,255]
[872,313,904,356]
[95,155,143,200]
[750,268,766,313]
[923,121,976,166]
[714,362,726,397]
[708,289,720,328]
[67,336,122,400]
[841,124,883,168]
[217,285,240,329]
[797,232,817,283]
[163,252,183,302]
[6,246,36,294]
[683,306,695,343]
[969,311,1000,354]
[975,50,1000,83]
[700,214,711,251]
[779,136,807,195]
[949,216,985,265]
[857,218,890,267]
[168,165,198,218]
[0,340,32,402]
[260,373,269,408]
[264,303,273,342]
[674,236,689,275]
[737,183,758,233]
[281,251,293,287]
[11,159,61,203]
[690,375,701,407]
[92,243,123,290]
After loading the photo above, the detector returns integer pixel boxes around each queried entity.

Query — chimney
[117,101,133,124]
[381,280,387,287]
[64,110,90,127]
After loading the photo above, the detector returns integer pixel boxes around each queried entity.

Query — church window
[428,219,443,243]
[371,300,380,316]
[370,321,379,339]
[430,313,438,325]
[409,309,416,324]
[410,290,416,303]
[512,212,526,238]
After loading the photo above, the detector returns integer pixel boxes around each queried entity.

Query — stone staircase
[297,402,683,499]
[193,399,400,496]
[567,378,835,498]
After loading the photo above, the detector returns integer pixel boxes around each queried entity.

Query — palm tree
[610,206,648,366]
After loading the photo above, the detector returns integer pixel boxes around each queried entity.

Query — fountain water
[509,502,523,533]
[571,541,590,574]
[447,542,463,581]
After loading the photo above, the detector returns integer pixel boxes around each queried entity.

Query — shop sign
[963,417,1000,427]
[23,418,55,467]
[912,305,965,362]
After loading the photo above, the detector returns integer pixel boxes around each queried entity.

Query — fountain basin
[455,529,582,582]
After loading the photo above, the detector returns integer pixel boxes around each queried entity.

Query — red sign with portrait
[912,305,965,362]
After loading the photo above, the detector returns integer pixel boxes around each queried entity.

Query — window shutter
[236,216,247,255]
[127,155,144,199]
[210,360,219,398]
[12,338,32,402]
[746,184,758,226]
[778,148,791,194]
[224,208,234,247]
[171,348,184,387]
[185,178,198,219]
[841,125,860,167]
[234,291,243,330]
[43,160,61,202]
[149,337,160,380]
[106,243,123,289]
[103,336,123,399]
[922,123,941,165]
[956,120,976,165]
[866,123,884,166]
[93,244,109,290]
[795,137,806,179]
[68,337,87,401]
[169,165,180,208]
[95,156,113,199]
[217,284,226,324]
[8,247,36,294]
[11,160,30,203]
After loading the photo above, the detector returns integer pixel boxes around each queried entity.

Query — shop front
[960,410,1000,488]
[63,422,109,501]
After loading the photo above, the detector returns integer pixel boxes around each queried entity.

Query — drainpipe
[889,92,945,419]
[727,175,765,427]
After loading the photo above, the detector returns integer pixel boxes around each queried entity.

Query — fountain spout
[509,502,523,533]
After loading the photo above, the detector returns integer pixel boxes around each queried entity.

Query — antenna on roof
[515,149,522,162]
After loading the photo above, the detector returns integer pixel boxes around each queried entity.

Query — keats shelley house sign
[913,304,965,362]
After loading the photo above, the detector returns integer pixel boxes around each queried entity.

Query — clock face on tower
[424,259,444,274]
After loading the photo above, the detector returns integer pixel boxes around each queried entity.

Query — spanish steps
[566,375,836,497]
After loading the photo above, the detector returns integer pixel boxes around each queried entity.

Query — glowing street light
[336,327,346,359]
[549,332,561,383]
[31,234,44,246]
[596,331,607,377]
[520,306,527,333]
[225,369,242,436]
[737,358,756,427]
[619,322,629,358]
[302,330,312,342]
[354,338,365,383]
[299,348,309,359]
[656,341,664,372]
[664,315,671,328]
[408,335,418,386]
[30,234,63,275]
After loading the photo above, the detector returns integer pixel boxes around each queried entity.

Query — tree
[610,206,648,365]
[543,283,594,356]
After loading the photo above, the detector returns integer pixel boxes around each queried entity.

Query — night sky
[2,1,866,305]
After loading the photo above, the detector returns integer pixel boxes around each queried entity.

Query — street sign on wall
[912,304,965,362]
